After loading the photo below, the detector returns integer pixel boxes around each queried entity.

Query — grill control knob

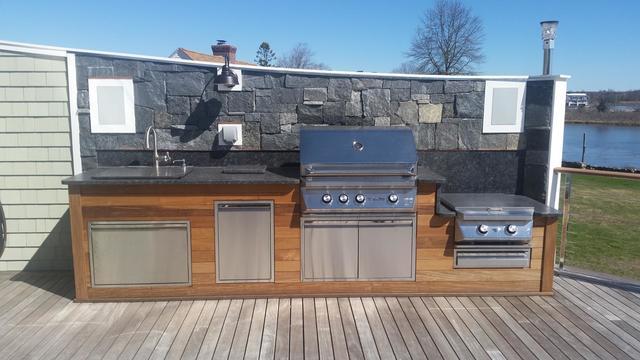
[339,194,349,203]
[477,224,489,234]
[355,194,365,203]
[321,194,332,204]
[388,194,399,203]
[506,224,518,234]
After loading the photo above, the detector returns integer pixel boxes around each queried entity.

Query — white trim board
[546,78,568,209]
[0,39,563,81]
[66,53,82,175]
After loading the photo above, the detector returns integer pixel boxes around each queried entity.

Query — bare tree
[407,0,484,74]
[277,43,330,70]
[392,61,419,74]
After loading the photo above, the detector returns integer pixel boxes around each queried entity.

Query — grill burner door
[303,220,359,280]
[358,220,414,280]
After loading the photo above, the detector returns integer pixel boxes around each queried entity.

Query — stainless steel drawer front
[358,220,415,280]
[89,221,191,287]
[303,220,359,280]
[454,247,531,268]
[216,202,274,283]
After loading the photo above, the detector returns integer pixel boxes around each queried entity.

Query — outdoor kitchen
[53,47,565,301]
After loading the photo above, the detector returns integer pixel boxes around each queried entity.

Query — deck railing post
[558,173,572,270]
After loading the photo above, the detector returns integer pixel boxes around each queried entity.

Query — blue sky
[0,0,637,90]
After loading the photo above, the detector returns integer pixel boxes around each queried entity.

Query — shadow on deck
[0,271,639,359]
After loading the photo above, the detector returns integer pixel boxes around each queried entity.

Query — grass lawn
[558,174,640,280]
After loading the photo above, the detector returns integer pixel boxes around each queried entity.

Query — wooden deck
[0,272,639,359]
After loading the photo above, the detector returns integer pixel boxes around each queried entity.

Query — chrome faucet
[145,126,171,170]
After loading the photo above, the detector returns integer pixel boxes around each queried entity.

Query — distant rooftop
[170,41,254,66]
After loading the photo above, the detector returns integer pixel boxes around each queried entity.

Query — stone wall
[76,55,526,170]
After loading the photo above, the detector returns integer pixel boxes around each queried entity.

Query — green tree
[255,42,276,67]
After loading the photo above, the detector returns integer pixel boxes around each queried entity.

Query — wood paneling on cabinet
[68,182,556,301]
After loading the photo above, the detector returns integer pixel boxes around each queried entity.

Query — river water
[563,123,640,169]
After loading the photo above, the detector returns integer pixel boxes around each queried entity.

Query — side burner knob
[388,194,399,203]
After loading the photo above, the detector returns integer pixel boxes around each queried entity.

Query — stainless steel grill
[300,127,417,213]
[299,126,418,281]
[453,206,534,268]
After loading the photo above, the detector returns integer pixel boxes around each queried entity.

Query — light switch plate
[218,123,243,146]
[215,68,243,91]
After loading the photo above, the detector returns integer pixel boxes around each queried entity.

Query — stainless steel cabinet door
[89,221,191,287]
[303,220,359,280]
[216,202,274,282]
[358,220,415,280]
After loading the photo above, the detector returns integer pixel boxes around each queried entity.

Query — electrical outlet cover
[218,123,243,146]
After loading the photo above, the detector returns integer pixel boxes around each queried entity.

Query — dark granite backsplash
[76,54,557,198]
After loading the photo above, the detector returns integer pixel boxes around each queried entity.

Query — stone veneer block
[227,92,255,113]
[390,88,410,101]
[374,117,390,126]
[412,123,436,150]
[297,104,323,124]
[411,80,444,95]
[285,75,329,88]
[436,122,458,150]
[383,80,410,89]
[345,91,363,117]
[166,72,205,96]
[260,113,280,134]
[323,101,347,124]
[362,89,390,117]
[396,101,418,124]
[352,78,383,91]
[444,80,477,93]
[328,78,352,101]
[419,103,443,123]
[303,88,328,102]
[455,92,484,118]
[261,132,299,150]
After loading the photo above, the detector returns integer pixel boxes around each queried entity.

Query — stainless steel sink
[91,166,193,179]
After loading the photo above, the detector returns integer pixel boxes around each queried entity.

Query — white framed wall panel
[483,80,527,133]
[88,78,135,133]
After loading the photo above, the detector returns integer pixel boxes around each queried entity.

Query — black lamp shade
[214,66,239,87]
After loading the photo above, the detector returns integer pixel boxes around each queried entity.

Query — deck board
[0,272,639,360]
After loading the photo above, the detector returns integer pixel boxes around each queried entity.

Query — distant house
[169,41,254,65]
[566,93,589,108]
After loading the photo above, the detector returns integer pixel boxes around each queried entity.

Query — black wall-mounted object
[0,201,6,258]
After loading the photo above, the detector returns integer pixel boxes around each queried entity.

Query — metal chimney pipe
[540,21,559,75]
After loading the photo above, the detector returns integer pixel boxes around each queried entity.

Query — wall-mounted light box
[483,80,527,133]
[88,78,136,133]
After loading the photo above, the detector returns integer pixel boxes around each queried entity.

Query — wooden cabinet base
[68,183,557,301]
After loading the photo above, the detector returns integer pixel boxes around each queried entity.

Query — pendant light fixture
[213,40,239,87]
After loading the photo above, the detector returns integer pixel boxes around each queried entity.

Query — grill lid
[300,127,417,176]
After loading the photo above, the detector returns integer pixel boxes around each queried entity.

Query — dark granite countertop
[62,165,446,186]
[62,166,301,185]
[417,166,446,184]
[438,193,562,218]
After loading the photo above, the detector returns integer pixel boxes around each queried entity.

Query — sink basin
[91,166,193,179]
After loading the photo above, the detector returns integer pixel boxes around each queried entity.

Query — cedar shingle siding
[0,50,73,271]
